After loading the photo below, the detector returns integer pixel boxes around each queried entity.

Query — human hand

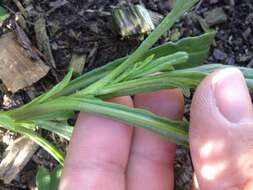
[59,68,253,190]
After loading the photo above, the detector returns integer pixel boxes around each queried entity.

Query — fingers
[127,89,184,190]
[59,97,133,190]
[243,180,253,190]
[190,68,253,190]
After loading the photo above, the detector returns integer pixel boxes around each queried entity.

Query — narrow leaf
[15,127,65,165]
[129,51,188,79]
[0,6,9,22]
[23,70,73,109]
[31,111,74,121]
[36,121,73,141]
[36,166,51,190]
[50,165,62,190]
[0,114,15,130]
[37,69,73,103]
[36,165,62,190]
[96,71,205,98]
[8,97,189,146]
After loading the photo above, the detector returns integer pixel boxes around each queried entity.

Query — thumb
[189,68,253,190]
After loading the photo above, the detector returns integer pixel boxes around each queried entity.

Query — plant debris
[69,54,86,76]
[213,48,228,61]
[13,20,39,60]
[12,0,29,18]
[0,32,49,93]
[204,7,227,26]
[34,17,56,68]
[0,137,38,184]
[112,4,155,36]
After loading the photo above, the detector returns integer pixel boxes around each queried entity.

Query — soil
[0,0,252,189]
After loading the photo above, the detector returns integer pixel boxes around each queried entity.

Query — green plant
[1,0,253,170]
[36,166,62,190]
[0,6,9,23]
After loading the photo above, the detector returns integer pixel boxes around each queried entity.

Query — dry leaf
[34,17,56,68]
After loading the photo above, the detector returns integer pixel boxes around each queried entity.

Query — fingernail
[213,68,253,123]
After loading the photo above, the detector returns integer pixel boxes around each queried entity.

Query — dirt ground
[0,0,252,189]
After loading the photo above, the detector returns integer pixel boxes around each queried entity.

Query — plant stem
[6,97,189,146]
[95,71,205,98]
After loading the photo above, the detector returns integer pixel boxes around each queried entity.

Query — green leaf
[239,67,253,79]
[129,51,189,79]
[0,116,65,165]
[38,69,73,103]
[149,31,216,69]
[15,126,65,165]
[26,70,73,108]
[36,166,51,190]
[135,54,155,69]
[31,111,74,121]
[0,6,9,23]
[0,114,15,130]
[96,70,205,98]
[59,32,215,96]
[36,166,62,190]
[97,75,179,98]
[113,54,156,83]
[50,165,62,190]
[106,64,253,98]
[184,63,253,92]
[36,121,73,141]
[246,79,253,92]
[37,69,73,103]
[188,64,253,80]
[8,97,189,146]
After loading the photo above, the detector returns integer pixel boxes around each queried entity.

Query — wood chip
[0,32,50,93]
[34,17,56,68]
[47,0,69,15]
[112,5,155,36]
[204,8,227,27]
[0,137,39,184]
[12,0,29,18]
[148,10,163,26]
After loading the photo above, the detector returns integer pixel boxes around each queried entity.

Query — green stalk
[0,114,65,165]
[127,51,189,79]
[97,71,206,98]
[6,97,188,146]
[76,0,200,95]
[98,65,253,99]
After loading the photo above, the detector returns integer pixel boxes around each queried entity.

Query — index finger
[60,96,133,190]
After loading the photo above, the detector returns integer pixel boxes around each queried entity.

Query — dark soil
[0,0,252,189]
